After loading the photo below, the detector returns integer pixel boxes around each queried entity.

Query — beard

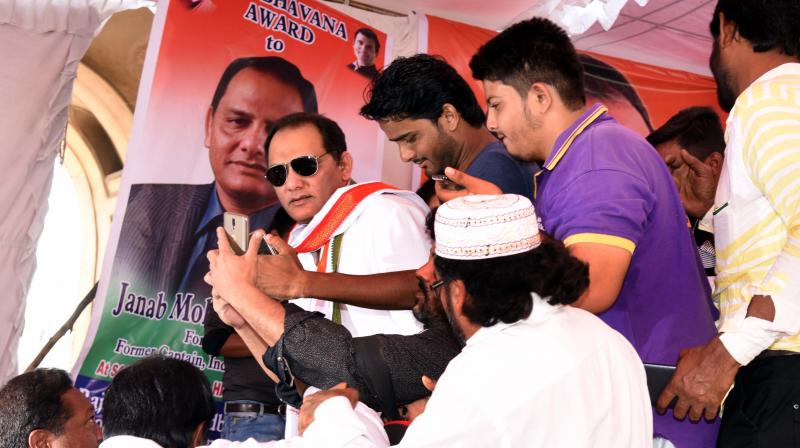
[709,41,738,112]
[443,292,466,348]
[412,280,447,329]
[427,130,461,176]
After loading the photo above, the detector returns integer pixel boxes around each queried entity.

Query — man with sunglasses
[262,112,430,338]
[257,111,432,436]
[110,56,317,443]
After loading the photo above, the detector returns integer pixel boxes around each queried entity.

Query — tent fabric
[342,0,716,76]
[0,0,149,382]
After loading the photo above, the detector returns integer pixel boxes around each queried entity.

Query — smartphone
[223,212,249,255]
[430,174,465,190]
[258,238,277,255]
[644,363,677,406]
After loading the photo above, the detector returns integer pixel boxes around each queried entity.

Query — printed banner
[425,14,727,136]
[73,0,387,437]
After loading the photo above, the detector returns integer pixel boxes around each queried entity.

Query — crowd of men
[1,0,798,446]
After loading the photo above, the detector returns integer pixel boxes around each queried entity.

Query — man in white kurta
[297,194,653,447]
[262,113,429,339]
[262,112,430,437]
[287,182,429,338]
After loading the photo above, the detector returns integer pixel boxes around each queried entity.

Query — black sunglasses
[266,152,331,187]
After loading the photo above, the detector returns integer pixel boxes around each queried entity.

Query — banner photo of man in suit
[71,0,387,440]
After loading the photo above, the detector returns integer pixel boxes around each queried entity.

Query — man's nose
[415,256,435,282]
[283,166,305,190]
[485,109,498,132]
[240,125,268,155]
[398,145,415,163]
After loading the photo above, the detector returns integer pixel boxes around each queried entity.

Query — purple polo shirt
[534,104,719,447]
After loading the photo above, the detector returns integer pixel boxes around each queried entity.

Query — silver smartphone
[430,173,465,190]
[223,212,249,255]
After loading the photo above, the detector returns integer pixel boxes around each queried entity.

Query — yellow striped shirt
[714,63,800,354]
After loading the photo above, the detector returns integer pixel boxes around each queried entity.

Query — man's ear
[338,151,354,184]
[704,151,724,175]
[718,12,737,47]
[28,429,51,448]
[204,107,214,149]
[190,422,206,448]
[439,103,461,133]
[447,279,468,317]
[525,82,553,115]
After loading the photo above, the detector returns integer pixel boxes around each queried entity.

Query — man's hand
[656,337,740,421]
[206,228,261,304]
[402,375,438,422]
[435,167,502,203]
[298,383,359,435]
[255,234,307,300]
[675,149,718,219]
[211,288,247,328]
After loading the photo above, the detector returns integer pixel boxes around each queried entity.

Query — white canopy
[348,0,716,75]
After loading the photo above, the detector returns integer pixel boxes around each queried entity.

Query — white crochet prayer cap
[435,194,541,260]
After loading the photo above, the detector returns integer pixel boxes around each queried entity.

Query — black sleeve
[201,304,233,356]
[262,303,376,409]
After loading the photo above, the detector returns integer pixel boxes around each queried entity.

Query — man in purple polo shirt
[438,17,718,447]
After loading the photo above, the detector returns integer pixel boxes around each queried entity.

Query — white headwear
[434,194,541,260]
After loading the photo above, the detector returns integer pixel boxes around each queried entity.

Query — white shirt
[302,294,653,448]
[288,185,430,337]
[100,435,163,448]
[200,391,388,448]
[713,63,800,364]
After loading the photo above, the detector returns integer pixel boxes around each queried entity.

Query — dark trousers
[717,354,800,447]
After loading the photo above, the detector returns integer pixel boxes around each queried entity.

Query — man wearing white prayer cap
[295,194,653,447]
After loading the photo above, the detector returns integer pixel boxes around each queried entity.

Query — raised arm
[256,229,420,310]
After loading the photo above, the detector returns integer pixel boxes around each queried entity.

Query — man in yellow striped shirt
[657,1,800,445]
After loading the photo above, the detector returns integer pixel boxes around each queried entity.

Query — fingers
[672,396,690,420]
[444,167,502,194]
[203,271,214,286]
[421,375,438,393]
[655,382,677,414]
[704,404,719,422]
[331,382,348,390]
[265,233,295,256]
[245,230,263,260]
[206,249,218,264]
[680,149,707,175]
[435,181,470,203]
[216,227,233,253]
[688,403,705,422]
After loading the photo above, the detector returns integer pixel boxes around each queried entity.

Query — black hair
[210,56,318,114]
[361,54,486,127]
[264,112,347,162]
[102,356,215,448]
[710,0,800,57]
[579,53,653,131]
[354,27,381,54]
[434,238,589,327]
[646,106,725,160]
[0,368,74,447]
[416,179,437,205]
[470,18,586,110]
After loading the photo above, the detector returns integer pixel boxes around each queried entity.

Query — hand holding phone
[430,174,465,191]
[223,212,249,255]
